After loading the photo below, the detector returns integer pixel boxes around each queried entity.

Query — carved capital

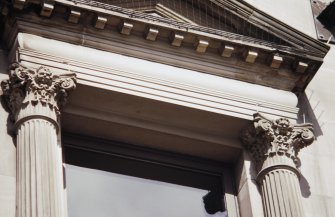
[1,63,77,120]
[240,113,314,166]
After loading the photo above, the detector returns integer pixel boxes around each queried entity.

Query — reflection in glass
[66,165,227,217]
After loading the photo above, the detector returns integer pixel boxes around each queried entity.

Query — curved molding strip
[16,33,299,121]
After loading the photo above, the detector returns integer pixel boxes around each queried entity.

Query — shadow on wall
[295,157,311,197]
[297,92,323,138]
[297,93,319,198]
[0,95,16,145]
[300,174,311,198]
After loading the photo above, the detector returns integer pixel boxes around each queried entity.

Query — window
[63,134,230,217]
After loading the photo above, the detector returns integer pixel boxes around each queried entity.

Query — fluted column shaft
[257,156,304,217]
[1,63,76,217]
[16,105,64,217]
[241,113,315,217]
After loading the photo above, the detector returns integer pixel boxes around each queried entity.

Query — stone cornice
[45,0,330,56]
[6,0,329,56]
[240,113,314,166]
[0,63,77,121]
[0,0,329,94]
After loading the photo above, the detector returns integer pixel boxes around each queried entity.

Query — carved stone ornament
[240,113,314,166]
[1,63,77,120]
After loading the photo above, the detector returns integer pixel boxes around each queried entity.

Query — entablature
[13,33,298,122]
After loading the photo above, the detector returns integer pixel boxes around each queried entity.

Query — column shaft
[260,169,304,217]
[17,119,64,217]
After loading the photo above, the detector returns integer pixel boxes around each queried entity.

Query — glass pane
[66,164,227,217]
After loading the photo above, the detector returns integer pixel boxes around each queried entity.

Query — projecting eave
[0,0,330,93]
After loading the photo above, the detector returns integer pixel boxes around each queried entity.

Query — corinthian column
[240,113,314,217]
[1,63,76,217]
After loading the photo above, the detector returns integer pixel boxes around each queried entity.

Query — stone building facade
[0,0,334,217]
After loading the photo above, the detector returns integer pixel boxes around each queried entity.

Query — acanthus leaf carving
[240,113,315,166]
[1,63,77,120]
